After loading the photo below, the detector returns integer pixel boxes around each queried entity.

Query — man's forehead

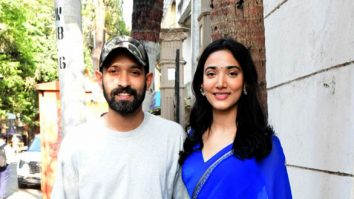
[107,62,144,70]
[105,51,141,65]
[104,57,145,72]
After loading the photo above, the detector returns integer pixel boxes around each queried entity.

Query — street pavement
[5,157,41,199]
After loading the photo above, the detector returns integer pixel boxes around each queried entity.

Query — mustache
[111,86,137,97]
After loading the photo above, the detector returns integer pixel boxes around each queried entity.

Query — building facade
[264,0,354,198]
[161,0,354,198]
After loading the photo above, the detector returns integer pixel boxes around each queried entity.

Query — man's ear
[95,70,103,87]
[145,72,153,91]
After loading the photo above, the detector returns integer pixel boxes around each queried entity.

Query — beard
[103,83,146,116]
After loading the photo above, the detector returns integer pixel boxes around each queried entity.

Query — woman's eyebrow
[204,65,241,70]
[204,66,217,70]
[225,65,241,70]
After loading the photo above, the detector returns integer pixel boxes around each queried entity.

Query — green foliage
[0,0,57,128]
[82,0,129,73]
[0,0,128,129]
[104,0,129,39]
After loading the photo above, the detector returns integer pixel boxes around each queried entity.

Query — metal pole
[175,49,180,123]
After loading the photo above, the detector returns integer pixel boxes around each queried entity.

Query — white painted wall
[176,0,191,21]
[161,0,192,87]
[190,0,201,76]
[183,32,192,84]
[264,0,354,198]
[174,0,197,92]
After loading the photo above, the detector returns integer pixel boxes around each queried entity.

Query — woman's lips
[213,92,230,100]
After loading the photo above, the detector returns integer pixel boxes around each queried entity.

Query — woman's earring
[200,88,205,96]
[243,85,247,95]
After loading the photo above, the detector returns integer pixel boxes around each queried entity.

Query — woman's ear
[200,85,205,96]
[243,84,248,95]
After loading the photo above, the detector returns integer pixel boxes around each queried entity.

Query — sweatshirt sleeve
[51,134,80,199]
[172,128,190,199]
[172,167,190,199]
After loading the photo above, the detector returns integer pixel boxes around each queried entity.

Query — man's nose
[118,72,130,87]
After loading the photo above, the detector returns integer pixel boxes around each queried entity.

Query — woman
[179,38,292,199]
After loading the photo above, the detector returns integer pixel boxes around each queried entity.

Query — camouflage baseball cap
[99,35,149,72]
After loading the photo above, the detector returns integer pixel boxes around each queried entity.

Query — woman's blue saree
[182,136,292,199]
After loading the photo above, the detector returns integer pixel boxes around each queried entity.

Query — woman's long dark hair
[179,38,273,165]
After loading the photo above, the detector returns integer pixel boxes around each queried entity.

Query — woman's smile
[213,92,231,100]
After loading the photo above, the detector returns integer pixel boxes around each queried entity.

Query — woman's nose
[216,74,226,88]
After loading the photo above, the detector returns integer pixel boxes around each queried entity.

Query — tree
[131,0,164,111]
[82,0,129,71]
[0,0,57,129]
[104,0,129,38]
[132,0,164,42]
[210,0,268,112]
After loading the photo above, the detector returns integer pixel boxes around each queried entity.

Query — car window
[28,137,41,152]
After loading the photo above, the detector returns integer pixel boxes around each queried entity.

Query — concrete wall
[174,0,193,85]
[264,0,354,198]
[176,0,190,21]
[183,32,192,84]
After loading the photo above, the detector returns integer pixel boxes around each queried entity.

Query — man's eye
[108,69,117,74]
[130,70,142,76]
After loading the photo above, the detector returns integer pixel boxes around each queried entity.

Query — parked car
[17,135,41,188]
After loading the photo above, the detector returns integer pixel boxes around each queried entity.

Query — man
[51,36,188,199]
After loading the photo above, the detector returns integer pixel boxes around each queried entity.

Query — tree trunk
[92,0,105,71]
[131,0,163,42]
[131,0,164,111]
[210,0,268,113]
[47,0,86,198]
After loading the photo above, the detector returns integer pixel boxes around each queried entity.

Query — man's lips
[115,93,133,100]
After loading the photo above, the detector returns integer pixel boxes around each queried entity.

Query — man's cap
[99,35,149,72]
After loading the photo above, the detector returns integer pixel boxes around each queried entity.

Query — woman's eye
[206,71,216,77]
[228,71,239,77]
